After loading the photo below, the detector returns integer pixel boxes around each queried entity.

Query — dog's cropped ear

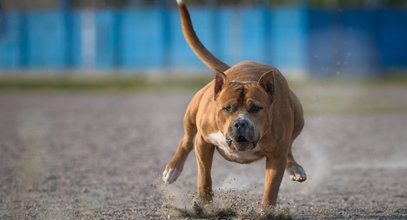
[258,70,274,94]
[214,69,228,99]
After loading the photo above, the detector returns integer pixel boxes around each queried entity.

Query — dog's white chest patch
[207,131,261,163]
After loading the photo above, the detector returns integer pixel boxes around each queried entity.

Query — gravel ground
[0,86,406,219]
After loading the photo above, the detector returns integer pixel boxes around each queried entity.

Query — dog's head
[214,70,274,151]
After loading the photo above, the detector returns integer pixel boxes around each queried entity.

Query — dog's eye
[248,105,263,113]
[224,105,232,113]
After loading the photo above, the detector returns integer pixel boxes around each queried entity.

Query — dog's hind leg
[286,102,307,182]
[286,146,307,182]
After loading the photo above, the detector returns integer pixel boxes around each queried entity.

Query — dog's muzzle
[227,117,258,151]
[226,135,257,151]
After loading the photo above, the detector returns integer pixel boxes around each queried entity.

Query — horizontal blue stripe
[0,7,405,76]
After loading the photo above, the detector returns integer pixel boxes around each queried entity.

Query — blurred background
[0,0,406,77]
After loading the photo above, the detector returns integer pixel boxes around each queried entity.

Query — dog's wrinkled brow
[227,82,257,106]
[228,81,257,86]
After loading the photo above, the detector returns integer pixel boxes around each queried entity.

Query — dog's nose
[233,120,249,131]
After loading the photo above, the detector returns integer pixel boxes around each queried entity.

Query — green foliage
[0,75,211,92]
[1,74,406,115]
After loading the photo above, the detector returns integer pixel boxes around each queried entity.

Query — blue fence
[308,9,407,76]
[0,6,406,76]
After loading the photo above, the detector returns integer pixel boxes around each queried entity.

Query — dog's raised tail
[177,0,230,72]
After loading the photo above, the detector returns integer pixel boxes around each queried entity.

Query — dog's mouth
[226,135,256,151]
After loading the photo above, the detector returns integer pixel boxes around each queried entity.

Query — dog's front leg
[194,135,215,202]
[261,154,287,209]
[162,127,196,184]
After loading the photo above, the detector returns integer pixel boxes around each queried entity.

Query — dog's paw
[192,198,205,216]
[287,164,307,182]
[162,168,180,184]
[192,196,212,216]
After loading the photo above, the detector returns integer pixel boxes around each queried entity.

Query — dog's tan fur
[163,0,306,209]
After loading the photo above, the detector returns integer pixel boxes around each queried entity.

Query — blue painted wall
[0,6,406,76]
[308,9,407,76]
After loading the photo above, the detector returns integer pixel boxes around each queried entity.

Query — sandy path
[0,91,406,219]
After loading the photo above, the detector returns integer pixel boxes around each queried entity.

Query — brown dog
[163,0,307,210]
